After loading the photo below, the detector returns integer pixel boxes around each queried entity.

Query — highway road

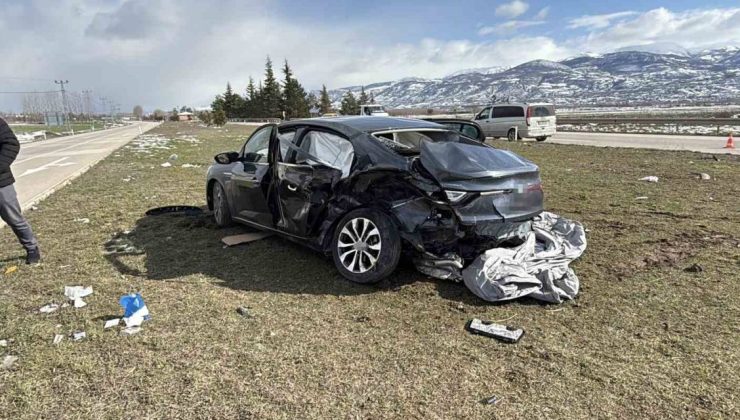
[10,122,158,210]
[546,131,738,155]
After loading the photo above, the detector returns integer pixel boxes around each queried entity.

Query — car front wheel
[331,209,401,284]
[536,136,548,142]
[507,129,517,141]
[212,182,232,227]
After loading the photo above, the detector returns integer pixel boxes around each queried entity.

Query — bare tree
[133,105,144,120]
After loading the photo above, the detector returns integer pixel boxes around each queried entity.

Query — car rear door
[274,128,354,238]
[230,124,276,227]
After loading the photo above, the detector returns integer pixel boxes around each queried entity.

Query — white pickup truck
[359,104,389,117]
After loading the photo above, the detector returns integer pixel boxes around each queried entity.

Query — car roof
[490,102,553,107]
[281,116,444,136]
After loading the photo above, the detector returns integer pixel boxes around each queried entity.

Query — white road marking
[18,157,77,178]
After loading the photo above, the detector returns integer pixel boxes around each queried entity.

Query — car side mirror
[215,151,239,164]
[243,152,261,163]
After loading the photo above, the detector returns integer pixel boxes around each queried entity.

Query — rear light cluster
[526,107,532,126]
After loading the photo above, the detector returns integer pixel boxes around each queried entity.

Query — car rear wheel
[536,136,548,142]
[507,129,517,142]
[212,183,232,227]
[332,209,401,284]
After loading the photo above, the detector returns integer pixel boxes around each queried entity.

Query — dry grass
[1,122,738,418]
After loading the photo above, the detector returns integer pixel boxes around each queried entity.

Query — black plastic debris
[466,318,524,343]
[145,206,203,217]
[684,263,704,273]
[481,395,500,405]
[236,306,251,318]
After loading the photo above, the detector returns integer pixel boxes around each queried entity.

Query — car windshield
[372,129,472,155]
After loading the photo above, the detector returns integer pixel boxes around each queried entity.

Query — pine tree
[319,85,332,114]
[307,92,319,112]
[281,60,310,120]
[222,82,244,118]
[340,91,359,115]
[213,108,227,126]
[211,95,225,114]
[358,86,369,105]
[244,77,258,117]
[369,91,375,104]
[261,57,282,118]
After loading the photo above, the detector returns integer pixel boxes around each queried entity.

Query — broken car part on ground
[206,116,584,302]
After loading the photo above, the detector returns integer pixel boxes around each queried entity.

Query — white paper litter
[0,339,7,347]
[53,334,64,345]
[121,326,142,336]
[160,162,172,168]
[39,303,60,314]
[104,318,121,329]
[462,212,587,304]
[2,355,18,369]
[65,286,93,308]
[635,196,648,200]
[71,331,86,341]
[74,218,91,224]
[639,176,659,183]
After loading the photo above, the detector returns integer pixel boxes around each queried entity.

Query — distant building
[178,111,194,121]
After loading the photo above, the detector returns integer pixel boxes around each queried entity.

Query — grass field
[1,122,738,418]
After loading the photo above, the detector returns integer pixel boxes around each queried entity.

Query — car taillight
[525,182,543,193]
[526,107,532,126]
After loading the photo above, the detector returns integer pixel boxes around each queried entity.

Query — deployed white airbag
[462,212,587,303]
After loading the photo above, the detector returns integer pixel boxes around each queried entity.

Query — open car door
[273,129,353,238]
[230,124,276,227]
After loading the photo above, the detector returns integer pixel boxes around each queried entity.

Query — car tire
[536,136,548,142]
[507,129,517,142]
[493,136,500,140]
[212,182,232,227]
[331,208,401,284]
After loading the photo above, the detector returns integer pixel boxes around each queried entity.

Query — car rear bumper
[523,126,556,137]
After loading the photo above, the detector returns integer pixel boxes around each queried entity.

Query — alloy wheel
[337,217,382,273]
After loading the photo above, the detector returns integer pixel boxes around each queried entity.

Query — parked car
[359,104,389,116]
[419,118,486,142]
[207,117,544,283]
[474,103,556,141]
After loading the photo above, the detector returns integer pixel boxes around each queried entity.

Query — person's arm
[0,118,20,171]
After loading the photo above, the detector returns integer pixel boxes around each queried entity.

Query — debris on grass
[221,232,273,247]
[160,162,172,168]
[104,318,121,329]
[71,331,86,341]
[0,339,7,347]
[181,163,201,168]
[466,318,524,343]
[53,334,64,345]
[481,395,501,405]
[4,265,18,275]
[73,218,90,224]
[121,326,142,336]
[698,173,711,180]
[168,154,178,161]
[236,306,251,318]
[39,303,60,314]
[64,286,93,308]
[119,293,150,327]
[145,205,203,217]
[684,263,704,273]
[635,196,649,200]
[640,176,659,183]
[2,355,18,369]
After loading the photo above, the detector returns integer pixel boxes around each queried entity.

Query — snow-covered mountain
[325,47,740,109]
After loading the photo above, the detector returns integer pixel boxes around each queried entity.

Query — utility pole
[55,80,73,134]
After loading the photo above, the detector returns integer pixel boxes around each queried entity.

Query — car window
[475,107,491,120]
[531,105,555,117]
[241,126,272,163]
[298,130,355,177]
[373,129,469,155]
[277,130,297,161]
[493,106,525,118]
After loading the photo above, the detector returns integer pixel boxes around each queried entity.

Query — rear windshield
[530,105,555,117]
[372,129,477,155]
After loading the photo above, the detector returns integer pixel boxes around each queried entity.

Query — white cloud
[534,7,550,21]
[478,21,545,36]
[572,7,740,51]
[568,11,637,30]
[496,0,529,19]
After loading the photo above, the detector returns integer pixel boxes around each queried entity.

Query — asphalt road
[546,131,738,155]
[10,122,158,210]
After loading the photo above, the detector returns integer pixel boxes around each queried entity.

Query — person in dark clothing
[0,117,40,264]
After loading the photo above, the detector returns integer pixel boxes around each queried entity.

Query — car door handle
[287,184,298,192]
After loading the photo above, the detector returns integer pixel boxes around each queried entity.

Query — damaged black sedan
[207,117,543,283]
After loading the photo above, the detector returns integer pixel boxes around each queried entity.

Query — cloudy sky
[1,0,739,112]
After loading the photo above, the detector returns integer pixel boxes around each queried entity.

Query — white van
[474,103,556,141]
